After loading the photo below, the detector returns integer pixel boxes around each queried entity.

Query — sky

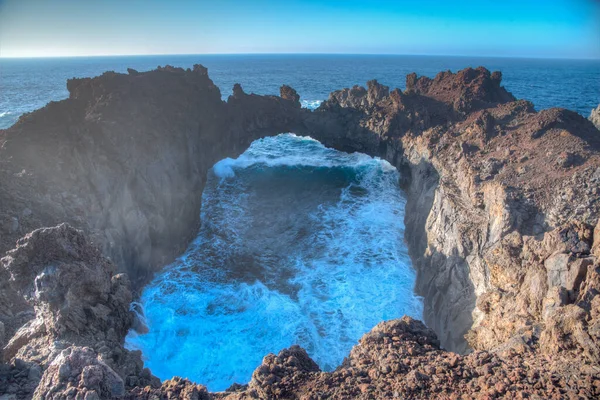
[0,0,599,59]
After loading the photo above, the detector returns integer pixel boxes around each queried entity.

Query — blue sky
[0,0,599,58]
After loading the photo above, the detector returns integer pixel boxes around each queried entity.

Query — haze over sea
[1,54,599,129]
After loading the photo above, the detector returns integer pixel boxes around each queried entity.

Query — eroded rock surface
[33,346,124,400]
[219,317,600,399]
[298,67,600,353]
[1,65,600,398]
[0,65,304,289]
[590,104,600,130]
[0,225,159,399]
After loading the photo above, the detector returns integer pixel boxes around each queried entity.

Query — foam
[212,133,394,178]
[301,100,323,110]
[126,133,422,391]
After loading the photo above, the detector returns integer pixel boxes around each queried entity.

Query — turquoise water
[4,54,598,391]
[125,134,422,390]
[1,55,599,129]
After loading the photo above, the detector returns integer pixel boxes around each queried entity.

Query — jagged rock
[1,224,132,346]
[366,80,389,106]
[231,82,245,99]
[0,65,306,290]
[33,346,124,400]
[215,316,599,399]
[126,377,209,400]
[566,257,594,293]
[249,345,320,399]
[2,65,600,398]
[590,104,600,130]
[542,221,593,255]
[279,85,300,107]
[0,225,158,397]
[308,66,600,355]
[402,66,516,112]
[0,358,41,399]
[540,304,600,363]
[542,286,568,320]
[593,218,600,257]
[545,252,574,288]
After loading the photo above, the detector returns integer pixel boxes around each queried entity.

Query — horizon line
[1,52,600,61]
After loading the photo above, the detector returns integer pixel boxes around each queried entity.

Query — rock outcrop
[33,346,125,400]
[0,65,304,289]
[220,316,600,399]
[590,104,600,130]
[298,67,600,354]
[0,224,158,399]
[1,65,600,398]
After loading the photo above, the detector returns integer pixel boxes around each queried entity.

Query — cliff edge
[0,65,304,290]
[1,65,600,399]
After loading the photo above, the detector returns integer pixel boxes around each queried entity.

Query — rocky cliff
[0,224,158,399]
[297,67,600,355]
[0,65,304,290]
[1,65,600,399]
[590,104,600,130]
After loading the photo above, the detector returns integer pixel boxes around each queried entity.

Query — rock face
[0,224,158,399]
[590,104,600,130]
[298,67,600,353]
[33,346,125,400]
[1,65,600,398]
[2,224,131,345]
[0,65,304,289]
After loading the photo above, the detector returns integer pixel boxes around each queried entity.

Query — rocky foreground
[1,65,600,399]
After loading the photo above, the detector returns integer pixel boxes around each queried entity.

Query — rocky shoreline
[1,65,600,399]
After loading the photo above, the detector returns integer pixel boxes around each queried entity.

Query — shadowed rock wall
[0,65,305,290]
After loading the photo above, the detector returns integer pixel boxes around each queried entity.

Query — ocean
[1,54,599,129]
[2,55,599,391]
[125,134,422,390]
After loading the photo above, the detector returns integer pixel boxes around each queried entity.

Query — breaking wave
[126,133,422,391]
[301,100,322,110]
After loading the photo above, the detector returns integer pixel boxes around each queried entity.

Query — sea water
[1,55,599,129]
[4,54,598,391]
[125,133,422,391]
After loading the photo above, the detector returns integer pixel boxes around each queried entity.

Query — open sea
[1,54,599,129]
[2,55,599,391]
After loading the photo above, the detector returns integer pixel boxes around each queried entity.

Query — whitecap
[126,133,422,391]
[213,157,237,179]
[301,100,323,110]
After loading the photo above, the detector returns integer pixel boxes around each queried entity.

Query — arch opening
[125,133,423,391]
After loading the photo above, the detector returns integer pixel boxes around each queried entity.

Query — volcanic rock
[1,65,600,398]
[590,104,600,130]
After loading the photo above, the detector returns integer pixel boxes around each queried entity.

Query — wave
[213,133,395,179]
[301,100,323,110]
[126,133,422,391]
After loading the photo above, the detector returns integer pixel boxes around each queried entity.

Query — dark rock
[0,64,307,291]
[2,65,600,399]
[280,84,300,107]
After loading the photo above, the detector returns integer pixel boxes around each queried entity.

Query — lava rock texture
[1,65,600,398]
